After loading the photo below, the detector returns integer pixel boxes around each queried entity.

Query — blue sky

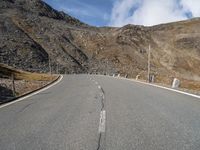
[43,0,113,26]
[43,0,200,27]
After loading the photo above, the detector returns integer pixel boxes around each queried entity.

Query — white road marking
[97,75,200,99]
[129,79,200,99]
[98,85,101,89]
[98,110,106,133]
[0,75,63,109]
[101,93,105,100]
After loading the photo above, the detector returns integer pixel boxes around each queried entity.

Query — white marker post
[172,78,180,89]
[147,45,151,82]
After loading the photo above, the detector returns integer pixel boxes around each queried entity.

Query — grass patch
[0,63,57,81]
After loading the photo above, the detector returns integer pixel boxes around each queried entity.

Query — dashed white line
[98,85,101,89]
[98,110,106,133]
[100,93,105,100]
[102,94,105,100]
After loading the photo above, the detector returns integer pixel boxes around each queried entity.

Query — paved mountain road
[0,75,200,150]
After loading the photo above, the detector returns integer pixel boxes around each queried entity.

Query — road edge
[97,75,200,99]
[0,75,63,108]
[130,78,200,99]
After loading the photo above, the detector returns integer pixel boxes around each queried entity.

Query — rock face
[0,0,200,89]
[0,0,89,73]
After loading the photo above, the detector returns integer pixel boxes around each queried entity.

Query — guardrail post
[11,74,16,96]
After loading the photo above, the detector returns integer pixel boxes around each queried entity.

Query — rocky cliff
[0,0,200,90]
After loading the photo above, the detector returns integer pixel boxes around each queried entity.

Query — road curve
[0,75,200,150]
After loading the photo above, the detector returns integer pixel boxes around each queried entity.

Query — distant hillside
[0,0,200,90]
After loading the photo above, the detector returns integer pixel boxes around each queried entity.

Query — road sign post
[147,45,151,82]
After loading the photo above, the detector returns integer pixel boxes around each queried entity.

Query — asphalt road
[0,75,200,150]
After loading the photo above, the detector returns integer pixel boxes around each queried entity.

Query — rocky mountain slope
[0,0,200,90]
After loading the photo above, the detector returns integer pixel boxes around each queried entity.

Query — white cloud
[109,0,140,26]
[180,0,200,17]
[109,0,199,27]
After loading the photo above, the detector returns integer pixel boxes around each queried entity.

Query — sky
[43,0,200,27]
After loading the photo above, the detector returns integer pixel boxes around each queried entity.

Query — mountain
[0,0,200,90]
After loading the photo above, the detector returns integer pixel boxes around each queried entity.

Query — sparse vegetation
[0,64,57,103]
[0,0,199,92]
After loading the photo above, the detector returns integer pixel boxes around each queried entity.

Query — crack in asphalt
[97,91,106,150]
[96,81,106,150]
[17,102,35,114]
[97,133,102,150]
[100,88,105,111]
[89,76,106,150]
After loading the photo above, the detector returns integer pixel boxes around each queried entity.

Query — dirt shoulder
[0,64,58,104]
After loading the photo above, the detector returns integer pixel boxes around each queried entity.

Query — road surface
[0,75,200,150]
